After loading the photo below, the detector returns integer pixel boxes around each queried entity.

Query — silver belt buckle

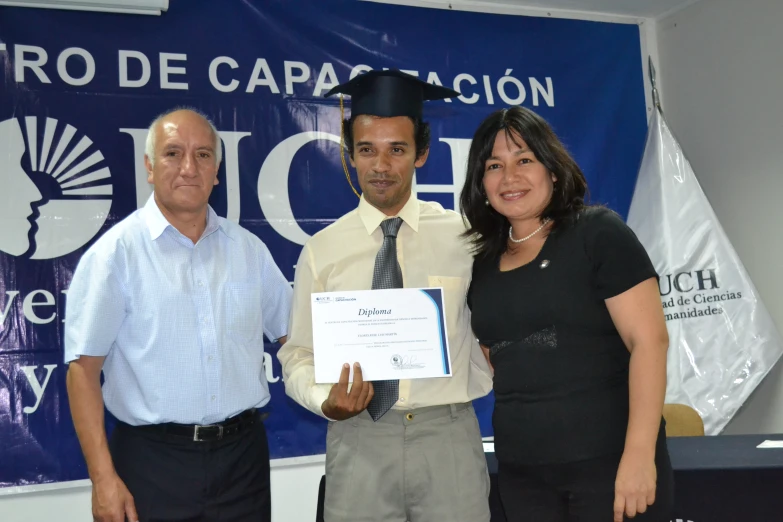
[193,424,223,442]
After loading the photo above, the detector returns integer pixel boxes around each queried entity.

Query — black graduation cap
[324,69,460,120]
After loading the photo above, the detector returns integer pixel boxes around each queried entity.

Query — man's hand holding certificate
[311,288,452,383]
[320,362,375,420]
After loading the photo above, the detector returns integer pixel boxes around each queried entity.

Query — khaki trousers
[324,402,491,522]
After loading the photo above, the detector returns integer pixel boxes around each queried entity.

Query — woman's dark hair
[459,106,588,260]
[343,116,431,160]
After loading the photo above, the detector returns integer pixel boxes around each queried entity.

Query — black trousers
[497,449,674,522]
[109,411,271,522]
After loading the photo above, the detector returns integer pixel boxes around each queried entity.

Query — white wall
[0,485,91,522]
[0,460,326,522]
[656,0,783,434]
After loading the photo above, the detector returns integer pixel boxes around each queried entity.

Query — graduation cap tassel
[339,94,361,198]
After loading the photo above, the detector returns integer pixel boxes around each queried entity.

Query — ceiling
[383,0,702,19]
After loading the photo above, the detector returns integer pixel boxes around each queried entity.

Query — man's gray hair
[145,107,222,167]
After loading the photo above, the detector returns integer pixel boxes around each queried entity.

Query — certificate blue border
[419,289,450,375]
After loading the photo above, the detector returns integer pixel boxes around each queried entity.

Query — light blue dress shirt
[64,194,292,426]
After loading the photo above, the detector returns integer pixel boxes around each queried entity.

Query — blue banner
[0,0,648,488]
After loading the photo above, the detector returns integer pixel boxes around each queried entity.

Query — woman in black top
[460,106,673,522]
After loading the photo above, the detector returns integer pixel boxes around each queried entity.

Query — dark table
[485,434,783,521]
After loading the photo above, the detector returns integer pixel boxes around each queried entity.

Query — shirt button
[208,355,213,362]
[198,280,204,287]
[399,397,405,402]
[211,395,216,401]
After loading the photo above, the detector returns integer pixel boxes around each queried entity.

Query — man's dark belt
[129,409,260,442]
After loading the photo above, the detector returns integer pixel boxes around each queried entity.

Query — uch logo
[0,116,112,259]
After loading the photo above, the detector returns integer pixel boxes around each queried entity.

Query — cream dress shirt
[278,194,493,419]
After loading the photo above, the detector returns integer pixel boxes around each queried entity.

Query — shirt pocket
[427,275,468,327]
[224,282,263,344]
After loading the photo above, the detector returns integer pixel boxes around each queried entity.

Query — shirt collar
[358,193,420,235]
[142,193,232,241]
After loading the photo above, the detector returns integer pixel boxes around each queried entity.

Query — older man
[65,108,291,522]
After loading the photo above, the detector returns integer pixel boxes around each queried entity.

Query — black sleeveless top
[468,207,665,466]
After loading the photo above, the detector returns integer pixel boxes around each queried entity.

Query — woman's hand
[614,448,657,521]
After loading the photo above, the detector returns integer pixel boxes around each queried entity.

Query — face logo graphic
[0,117,113,259]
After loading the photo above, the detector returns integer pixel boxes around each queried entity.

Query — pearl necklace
[508,219,551,243]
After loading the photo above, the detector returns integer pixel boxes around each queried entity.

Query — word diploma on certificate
[311,287,452,383]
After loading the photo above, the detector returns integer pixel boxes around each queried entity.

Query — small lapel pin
[540,259,550,269]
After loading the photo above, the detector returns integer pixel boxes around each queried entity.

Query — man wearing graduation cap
[278,69,493,521]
